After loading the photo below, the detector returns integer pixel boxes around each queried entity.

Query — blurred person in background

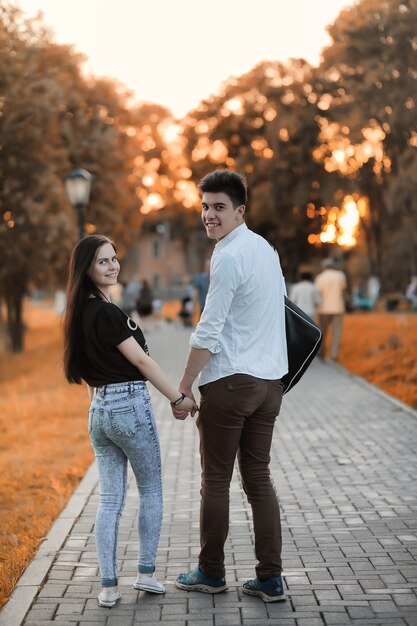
[136,279,154,332]
[63,235,196,608]
[406,276,417,310]
[179,293,194,327]
[179,277,196,328]
[193,258,211,318]
[289,271,321,321]
[315,258,347,360]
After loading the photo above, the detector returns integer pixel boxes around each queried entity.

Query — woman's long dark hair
[63,234,115,384]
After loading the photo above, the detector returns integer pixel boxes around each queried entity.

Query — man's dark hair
[198,170,247,208]
[300,271,313,282]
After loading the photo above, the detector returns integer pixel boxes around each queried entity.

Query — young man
[172,170,288,602]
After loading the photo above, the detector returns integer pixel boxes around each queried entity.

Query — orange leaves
[0,303,92,609]
[339,312,417,409]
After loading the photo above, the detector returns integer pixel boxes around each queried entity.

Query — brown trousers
[196,374,283,580]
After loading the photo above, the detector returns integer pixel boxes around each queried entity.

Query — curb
[325,358,417,420]
[0,462,98,626]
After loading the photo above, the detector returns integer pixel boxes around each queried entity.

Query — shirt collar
[215,222,248,251]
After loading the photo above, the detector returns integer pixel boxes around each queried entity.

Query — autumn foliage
[0,306,92,608]
[339,312,417,409]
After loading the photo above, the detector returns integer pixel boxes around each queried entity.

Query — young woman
[63,234,196,608]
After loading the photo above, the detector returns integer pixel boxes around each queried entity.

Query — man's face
[201,192,245,241]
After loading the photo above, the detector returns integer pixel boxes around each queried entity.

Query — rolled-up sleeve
[190,252,241,353]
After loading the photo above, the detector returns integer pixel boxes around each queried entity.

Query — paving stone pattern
[14,324,417,624]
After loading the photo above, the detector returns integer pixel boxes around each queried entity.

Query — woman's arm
[116,336,196,412]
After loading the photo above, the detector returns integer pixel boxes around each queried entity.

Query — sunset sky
[17,0,356,117]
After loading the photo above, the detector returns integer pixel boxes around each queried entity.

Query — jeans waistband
[95,380,147,399]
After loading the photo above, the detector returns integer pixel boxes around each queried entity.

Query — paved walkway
[1,322,417,626]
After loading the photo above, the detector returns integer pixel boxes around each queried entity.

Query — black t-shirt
[81,298,149,387]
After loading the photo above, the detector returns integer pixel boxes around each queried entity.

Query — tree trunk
[358,166,387,289]
[4,288,26,353]
[359,218,380,281]
[0,300,11,352]
[409,231,417,277]
[405,200,417,277]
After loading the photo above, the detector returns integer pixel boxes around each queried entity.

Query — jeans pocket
[109,404,140,438]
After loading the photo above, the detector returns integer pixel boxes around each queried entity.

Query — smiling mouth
[106,273,118,278]
[205,223,220,228]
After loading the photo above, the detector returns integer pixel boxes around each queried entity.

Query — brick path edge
[0,462,99,626]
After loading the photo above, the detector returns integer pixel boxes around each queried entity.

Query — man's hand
[181,386,198,418]
[171,388,198,420]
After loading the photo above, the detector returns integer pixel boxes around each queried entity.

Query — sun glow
[223,97,244,115]
[140,192,165,214]
[309,195,363,248]
[337,198,360,246]
[162,123,182,143]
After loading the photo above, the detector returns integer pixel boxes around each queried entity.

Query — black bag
[281,296,322,394]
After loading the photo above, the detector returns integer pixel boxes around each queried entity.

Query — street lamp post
[65,168,93,239]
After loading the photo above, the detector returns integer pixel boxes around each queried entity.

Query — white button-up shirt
[190,223,288,386]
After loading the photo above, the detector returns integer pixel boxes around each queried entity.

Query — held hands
[170,365,200,420]
[170,390,198,420]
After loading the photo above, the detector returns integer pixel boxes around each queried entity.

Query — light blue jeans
[88,381,163,587]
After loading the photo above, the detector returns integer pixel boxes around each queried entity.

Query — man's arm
[180,347,212,395]
[183,254,240,384]
[172,252,239,418]
[171,347,211,419]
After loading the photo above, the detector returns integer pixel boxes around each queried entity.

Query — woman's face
[87,243,120,291]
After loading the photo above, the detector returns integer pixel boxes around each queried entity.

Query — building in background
[121,221,211,300]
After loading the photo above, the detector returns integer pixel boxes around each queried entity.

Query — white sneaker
[98,587,121,608]
[133,572,166,594]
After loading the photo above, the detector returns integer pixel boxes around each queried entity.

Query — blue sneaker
[242,575,286,602]
[176,565,228,594]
